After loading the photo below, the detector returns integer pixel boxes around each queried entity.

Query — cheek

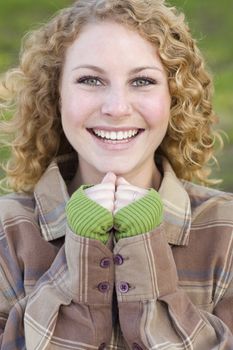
[61,98,87,128]
[143,100,170,127]
[61,90,100,128]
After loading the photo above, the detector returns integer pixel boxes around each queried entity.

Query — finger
[116,184,148,196]
[98,199,114,212]
[84,183,115,213]
[116,176,130,186]
[85,183,115,195]
[114,197,133,214]
[115,190,135,201]
[101,172,117,184]
[115,188,148,212]
[115,190,145,204]
[85,190,115,202]
[114,197,131,210]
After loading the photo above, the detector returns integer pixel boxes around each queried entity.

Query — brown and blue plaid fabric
[0,157,233,349]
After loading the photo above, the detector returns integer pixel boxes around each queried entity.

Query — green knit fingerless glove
[66,185,113,244]
[114,189,163,241]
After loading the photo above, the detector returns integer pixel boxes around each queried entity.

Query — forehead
[63,20,162,68]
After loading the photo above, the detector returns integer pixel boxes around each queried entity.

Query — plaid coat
[0,156,233,349]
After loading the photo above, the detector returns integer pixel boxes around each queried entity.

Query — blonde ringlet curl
[0,0,223,192]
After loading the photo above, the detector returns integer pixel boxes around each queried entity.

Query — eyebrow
[72,65,105,73]
[130,66,163,74]
[72,64,163,74]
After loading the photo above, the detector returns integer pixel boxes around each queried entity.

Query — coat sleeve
[214,275,233,332]
[0,212,114,349]
[114,226,233,349]
[24,228,114,349]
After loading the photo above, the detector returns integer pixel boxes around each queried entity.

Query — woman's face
[60,21,171,178]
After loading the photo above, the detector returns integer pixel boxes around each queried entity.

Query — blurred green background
[0,0,232,191]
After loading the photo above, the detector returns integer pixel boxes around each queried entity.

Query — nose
[101,87,132,118]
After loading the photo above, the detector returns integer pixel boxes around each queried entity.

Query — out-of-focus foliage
[172,0,233,191]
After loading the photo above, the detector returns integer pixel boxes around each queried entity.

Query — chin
[95,162,134,177]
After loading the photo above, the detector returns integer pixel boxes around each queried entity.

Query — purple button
[100,258,111,268]
[114,254,124,265]
[98,282,110,293]
[98,343,106,350]
[132,343,143,350]
[119,282,130,293]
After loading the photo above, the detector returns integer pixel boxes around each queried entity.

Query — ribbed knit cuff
[114,189,163,241]
[66,185,113,244]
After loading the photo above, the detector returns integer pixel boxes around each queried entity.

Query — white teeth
[92,129,139,140]
[116,131,124,140]
[110,131,117,139]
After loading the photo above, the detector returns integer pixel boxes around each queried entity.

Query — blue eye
[77,75,102,86]
[132,77,157,87]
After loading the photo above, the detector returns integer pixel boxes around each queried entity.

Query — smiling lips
[89,128,144,142]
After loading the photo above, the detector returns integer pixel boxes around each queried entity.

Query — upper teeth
[93,129,138,140]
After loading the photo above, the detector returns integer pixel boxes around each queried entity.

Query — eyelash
[76,75,157,87]
[76,75,102,86]
[132,76,157,86]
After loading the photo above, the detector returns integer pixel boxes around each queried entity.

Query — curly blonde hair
[0,0,222,192]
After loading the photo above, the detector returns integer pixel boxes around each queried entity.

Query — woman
[0,0,233,349]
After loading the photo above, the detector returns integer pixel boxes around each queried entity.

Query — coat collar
[34,157,191,246]
[34,160,70,242]
[158,159,191,245]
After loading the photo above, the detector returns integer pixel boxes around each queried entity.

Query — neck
[68,157,162,195]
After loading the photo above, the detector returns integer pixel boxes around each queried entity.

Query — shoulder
[177,183,233,305]
[182,181,233,224]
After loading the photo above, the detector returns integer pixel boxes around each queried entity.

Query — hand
[66,173,116,243]
[114,177,148,214]
[114,176,163,240]
[85,172,116,213]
